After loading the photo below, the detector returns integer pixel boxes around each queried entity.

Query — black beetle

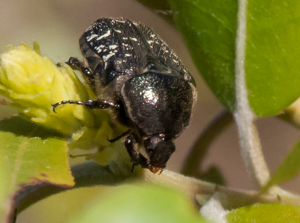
[53,18,197,173]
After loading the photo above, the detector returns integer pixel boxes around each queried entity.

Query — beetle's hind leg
[66,57,93,78]
[52,99,120,113]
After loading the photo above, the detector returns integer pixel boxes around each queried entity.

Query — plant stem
[234,0,270,189]
[181,110,233,177]
[144,169,300,208]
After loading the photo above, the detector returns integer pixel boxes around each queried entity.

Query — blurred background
[1,0,299,222]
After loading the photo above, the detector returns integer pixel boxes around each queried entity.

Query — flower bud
[0,42,128,166]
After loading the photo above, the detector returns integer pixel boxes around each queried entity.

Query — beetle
[52,18,197,173]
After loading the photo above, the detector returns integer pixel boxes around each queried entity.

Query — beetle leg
[52,99,120,113]
[66,57,93,78]
[107,129,131,143]
[125,134,148,172]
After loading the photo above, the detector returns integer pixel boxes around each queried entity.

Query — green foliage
[227,204,300,223]
[0,117,74,221]
[0,43,130,222]
[0,148,8,221]
[67,184,209,223]
[245,1,300,116]
[1,0,300,222]
[167,0,300,116]
[168,0,237,110]
[135,0,175,25]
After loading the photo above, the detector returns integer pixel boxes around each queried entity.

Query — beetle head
[144,136,175,172]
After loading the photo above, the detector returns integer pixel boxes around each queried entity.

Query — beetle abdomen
[121,72,194,137]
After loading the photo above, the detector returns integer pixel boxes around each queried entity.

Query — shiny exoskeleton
[53,18,197,173]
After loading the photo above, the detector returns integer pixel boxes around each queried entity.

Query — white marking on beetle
[103,52,115,62]
[96,30,111,41]
[130,37,138,42]
[87,34,98,41]
[143,88,158,105]
[109,45,118,50]
[114,29,122,33]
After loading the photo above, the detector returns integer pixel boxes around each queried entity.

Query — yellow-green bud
[0,42,94,134]
[0,42,128,166]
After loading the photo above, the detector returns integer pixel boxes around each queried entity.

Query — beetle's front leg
[52,99,120,112]
[125,134,148,172]
[66,57,93,78]
[108,129,131,143]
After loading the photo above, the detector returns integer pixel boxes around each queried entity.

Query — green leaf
[0,150,8,221]
[167,0,300,116]
[0,117,74,222]
[136,0,175,25]
[261,141,300,193]
[136,0,171,13]
[246,1,300,116]
[197,166,226,186]
[16,161,135,214]
[168,0,237,110]
[67,184,209,223]
[227,204,300,223]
